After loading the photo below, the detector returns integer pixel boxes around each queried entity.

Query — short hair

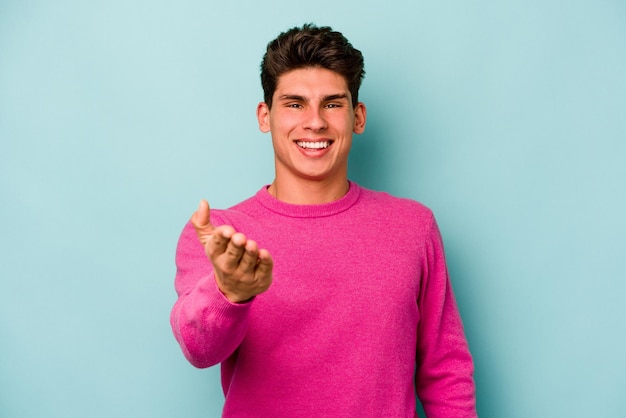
[260,23,365,108]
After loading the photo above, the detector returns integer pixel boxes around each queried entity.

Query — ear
[257,102,271,133]
[353,102,367,134]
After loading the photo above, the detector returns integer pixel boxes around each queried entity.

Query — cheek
[270,113,298,133]
[332,115,356,133]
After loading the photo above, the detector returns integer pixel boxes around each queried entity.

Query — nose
[303,106,327,131]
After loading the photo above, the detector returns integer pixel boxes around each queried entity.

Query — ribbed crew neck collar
[255,181,361,218]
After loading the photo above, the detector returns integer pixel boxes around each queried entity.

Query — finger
[238,239,260,273]
[255,249,274,279]
[191,200,215,246]
[208,225,236,256]
[221,232,247,270]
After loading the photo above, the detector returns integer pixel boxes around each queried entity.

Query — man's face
[257,67,366,186]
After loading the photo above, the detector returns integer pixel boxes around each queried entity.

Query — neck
[268,177,349,205]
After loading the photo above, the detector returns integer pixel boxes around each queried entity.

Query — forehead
[274,67,350,96]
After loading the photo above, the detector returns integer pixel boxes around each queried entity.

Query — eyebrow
[277,93,350,102]
[324,94,349,102]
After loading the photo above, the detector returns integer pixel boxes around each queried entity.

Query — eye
[325,103,342,109]
[287,103,303,109]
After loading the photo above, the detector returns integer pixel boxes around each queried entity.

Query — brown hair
[260,23,365,108]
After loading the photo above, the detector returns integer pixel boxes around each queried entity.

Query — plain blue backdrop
[1,1,625,417]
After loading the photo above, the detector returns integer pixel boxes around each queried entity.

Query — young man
[171,24,477,417]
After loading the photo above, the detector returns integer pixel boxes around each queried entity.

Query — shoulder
[352,184,442,256]
[207,190,269,232]
[177,191,261,238]
[356,184,435,225]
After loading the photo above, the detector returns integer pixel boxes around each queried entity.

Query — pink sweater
[171,182,476,417]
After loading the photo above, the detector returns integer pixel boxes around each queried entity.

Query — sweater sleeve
[415,215,477,417]
[169,218,252,368]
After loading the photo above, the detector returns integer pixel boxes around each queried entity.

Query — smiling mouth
[295,140,333,150]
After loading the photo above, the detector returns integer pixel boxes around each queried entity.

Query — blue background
[1,1,625,417]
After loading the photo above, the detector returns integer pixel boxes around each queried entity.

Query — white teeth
[296,141,330,149]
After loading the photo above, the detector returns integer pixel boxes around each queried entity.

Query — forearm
[415,322,476,417]
[170,272,251,368]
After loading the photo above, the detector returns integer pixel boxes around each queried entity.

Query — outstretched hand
[191,200,273,303]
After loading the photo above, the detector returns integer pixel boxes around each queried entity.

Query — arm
[415,216,477,417]
[170,201,273,368]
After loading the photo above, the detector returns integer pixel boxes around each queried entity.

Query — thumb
[191,199,214,244]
